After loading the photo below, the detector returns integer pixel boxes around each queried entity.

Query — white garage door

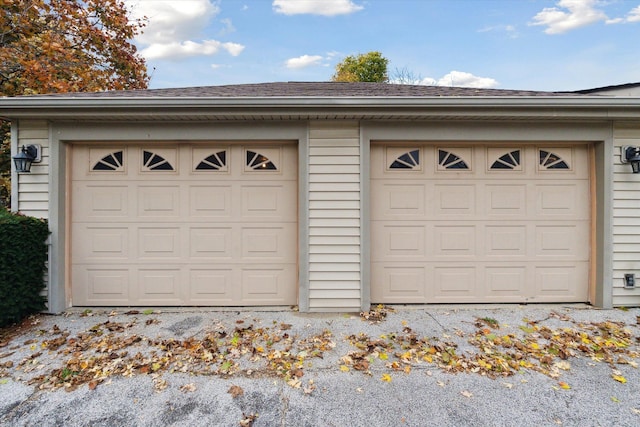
[71,143,297,306]
[371,144,590,303]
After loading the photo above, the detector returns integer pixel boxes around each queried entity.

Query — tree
[331,51,389,83]
[0,0,149,207]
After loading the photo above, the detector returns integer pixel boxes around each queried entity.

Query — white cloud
[141,40,245,60]
[273,0,363,16]
[436,71,499,88]
[124,0,245,60]
[478,24,519,38]
[390,71,498,88]
[286,55,324,69]
[529,0,608,34]
[625,6,640,23]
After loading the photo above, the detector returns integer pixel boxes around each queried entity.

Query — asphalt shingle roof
[37,82,582,98]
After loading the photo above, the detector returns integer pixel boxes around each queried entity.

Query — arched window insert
[92,151,124,171]
[196,151,227,170]
[490,150,521,170]
[247,151,277,170]
[389,149,420,169]
[439,149,469,169]
[539,150,569,169]
[143,151,173,171]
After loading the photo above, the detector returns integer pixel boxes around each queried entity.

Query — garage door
[71,143,297,306]
[371,144,590,303]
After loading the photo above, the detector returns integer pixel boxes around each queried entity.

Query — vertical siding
[612,122,640,306]
[16,120,50,219]
[308,121,362,311]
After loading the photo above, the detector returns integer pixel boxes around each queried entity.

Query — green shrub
[0,208,49,327]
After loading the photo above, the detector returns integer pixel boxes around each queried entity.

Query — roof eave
[0,96,639,121]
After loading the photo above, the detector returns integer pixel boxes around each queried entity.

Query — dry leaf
[612,375,627,384]
[180,383,197,393]
[558,382,571,390]
[461,390,473,398]
[381,373,392,382]
[239,413,258,427]
[228,385,244,398]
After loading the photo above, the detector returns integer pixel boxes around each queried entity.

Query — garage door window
[142,150,174,171]
[389,149,420,169]
[539,150,569,170]
[92,151,124,171]
[490,150,521,170]
[438,149,469,170]
[196,151,227,171]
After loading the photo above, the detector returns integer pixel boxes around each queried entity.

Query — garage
[371,144,591,304]
[70,143,298,306]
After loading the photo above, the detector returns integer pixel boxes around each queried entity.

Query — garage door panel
[433,267,477,300]
[485,225,527,257]
[371,144,590,304]
[73,184,129,220]
[433,184,476,216]
[73,267,131,304]
[189,227,232,258]
[433,225,476,258]
[189,268,235,304]
[241,266,297,304]
[189,185,232,217]
[371,264,427,302]
[241,225,295,260]
[535,224,590,258]
[534,264,588,300]
[485,184,527,216]
[137,267,182,303]
[137,185,181,218]
[73,226,130,261]
[137,227,182,259]
[485,267,526,297]
[371,223,426,260]
[72,144,297,306]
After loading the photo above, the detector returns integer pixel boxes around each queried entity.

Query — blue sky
[123,0,640,91]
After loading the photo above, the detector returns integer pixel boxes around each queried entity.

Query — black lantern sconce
[12,144,42,173]
[621,146,640,174]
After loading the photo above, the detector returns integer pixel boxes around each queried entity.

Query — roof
[32,82,577,98]
[0,82,638,122]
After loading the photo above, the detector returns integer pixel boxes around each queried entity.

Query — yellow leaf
[611,397,620,403]
[558,382,571,390]
[404,365,411,374]
[379,353,388,361]
[613,375,627,384]
[339,365,350,372]
[381,373,392,382]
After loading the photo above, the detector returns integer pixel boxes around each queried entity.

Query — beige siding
[612,123,640,306]
[17,120,49,219]
[308,121,361,311]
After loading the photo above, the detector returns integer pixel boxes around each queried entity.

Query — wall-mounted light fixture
[621,146,640,174]
[12,144,41,173]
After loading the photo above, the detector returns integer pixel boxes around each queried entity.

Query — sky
[122,0,640,91]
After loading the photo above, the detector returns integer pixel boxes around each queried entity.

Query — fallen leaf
[631,408,640,414]
[180,383,197,393]
[555,361,571,371]
[613,375,627,384]
[339,365,350,372]
[502,382,513,389]
[239,413,258,427]
[381,373,392,382]
[142,309,154,315]
[611,396,620,403]
[558,382,571,390]
[460,390,473,398]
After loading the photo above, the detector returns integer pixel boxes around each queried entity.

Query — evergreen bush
[0,208,48,327]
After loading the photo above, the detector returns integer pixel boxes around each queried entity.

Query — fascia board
[0,96,639,120]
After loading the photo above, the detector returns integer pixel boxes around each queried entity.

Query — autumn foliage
[0,0,148,95]
[0,0,149,207]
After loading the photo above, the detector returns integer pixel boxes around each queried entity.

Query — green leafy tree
[331,51,389,83]
[0,0,149,208]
